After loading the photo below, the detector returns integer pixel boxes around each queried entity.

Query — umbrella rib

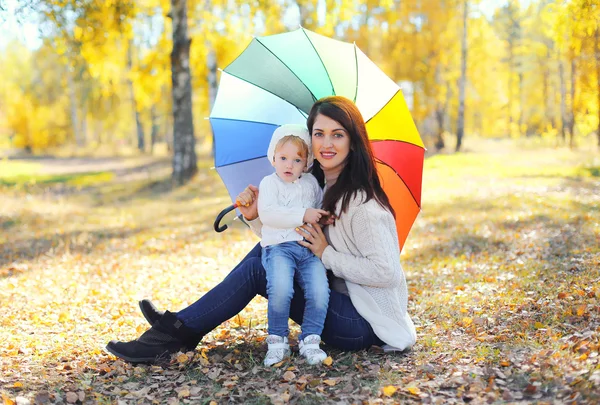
[370,139,426,150]
[375,157,421,209]
[364,88,402,126]
[215,155,268,169]
[218,71,308,120]
[301,27,335,96]
[254,37,319,104]
[352,43,359,103]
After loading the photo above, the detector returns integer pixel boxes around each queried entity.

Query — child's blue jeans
[262,241,329,340]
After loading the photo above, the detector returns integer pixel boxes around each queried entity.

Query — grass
[0,138,599,404]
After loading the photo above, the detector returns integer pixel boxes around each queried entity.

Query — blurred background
[0,0,598,171]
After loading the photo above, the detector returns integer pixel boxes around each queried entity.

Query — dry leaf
[323,356,333,366]
[406,386,421,396]
[178,389,190,398]
[65,392,78,403]
[382,385,397,396]
[323,379,337,386]
[176,353,189,364]
[2,394,16,405]
[282,371,296,382]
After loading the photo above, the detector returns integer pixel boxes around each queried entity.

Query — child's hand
[236,185,259,221]
[303,208,329,224]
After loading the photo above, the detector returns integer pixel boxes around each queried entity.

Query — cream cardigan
[249,191,416,350]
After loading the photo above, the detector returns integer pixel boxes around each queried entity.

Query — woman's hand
[297,223,329,259]
[236,185,259,221]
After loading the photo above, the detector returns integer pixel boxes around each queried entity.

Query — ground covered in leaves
[1,140,599,404]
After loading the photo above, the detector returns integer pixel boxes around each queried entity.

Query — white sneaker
[264,335,290,366]
[299,334,327,365]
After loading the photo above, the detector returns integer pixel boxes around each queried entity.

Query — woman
[106,96,416,363]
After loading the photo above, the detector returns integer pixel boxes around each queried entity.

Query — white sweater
[257,172,323,247]
[249,191,416,350]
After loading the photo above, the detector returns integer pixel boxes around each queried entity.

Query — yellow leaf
[534,322,544,329]
[382,385,397,396]
[462,317,473,327]
[176,353,189,364]
[323,379,337,386]
[12,382,23,388]
[2,394,15,405]
[500,360,511,367]
[323,356,333,366]
[406,386,421,395]
[578,353,588,361]
[209,401,218,405]
[178,389,190,398]
[576,305,586,316]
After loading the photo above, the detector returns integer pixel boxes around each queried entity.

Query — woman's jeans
[262,242,329,340]
[176,242,384,351]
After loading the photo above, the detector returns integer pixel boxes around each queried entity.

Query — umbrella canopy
[209,27,424,251]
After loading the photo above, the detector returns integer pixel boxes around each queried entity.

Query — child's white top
[257,172,323,247]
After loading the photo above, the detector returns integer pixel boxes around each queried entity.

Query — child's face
[273,141,307,183]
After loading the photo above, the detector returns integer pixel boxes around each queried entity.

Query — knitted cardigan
[249,191,416,350]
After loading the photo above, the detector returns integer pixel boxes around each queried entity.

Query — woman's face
[311,114,351,174]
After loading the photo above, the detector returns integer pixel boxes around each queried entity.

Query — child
[257,124,330,366]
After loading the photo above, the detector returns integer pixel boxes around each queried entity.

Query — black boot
[139,299,163,325]
[105,311,196,364]
[138,299,202,350]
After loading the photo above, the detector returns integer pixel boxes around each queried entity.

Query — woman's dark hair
[307,96,395,218]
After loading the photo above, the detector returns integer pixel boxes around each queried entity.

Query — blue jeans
[176,243,384,350]
[262,242,329,340]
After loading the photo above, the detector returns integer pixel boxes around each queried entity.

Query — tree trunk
[150,105,159,155]
[434,65,445,151]
[559,57,567,145]
[67,65,82,147]
[207,44,217,157]
[568,57,576,148]
[507,46,513,137]
[518,70,525,136]
[170,0,197,184]
[596,27,600,149]
[543,46,555,130]
[128,40,145,152]
[455,0,468,152]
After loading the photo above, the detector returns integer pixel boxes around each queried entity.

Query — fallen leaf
[406,386,421,396]
[323,356,333,366]
[176,353,189,364]
[382,385,397,396]
[282,371,295,382]
[323,379,337,386]
[65,392,78,403]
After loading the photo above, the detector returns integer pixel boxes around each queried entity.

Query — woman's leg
[106,243,268,363]
[175,243,267,336]
[288,288,384,351]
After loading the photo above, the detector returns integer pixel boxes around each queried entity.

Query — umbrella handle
[214,203,239,233]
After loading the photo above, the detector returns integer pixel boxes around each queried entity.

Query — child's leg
[261,246,295,337]
[295,253,330,340]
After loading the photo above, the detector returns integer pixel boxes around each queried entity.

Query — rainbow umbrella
[210,27,424,251]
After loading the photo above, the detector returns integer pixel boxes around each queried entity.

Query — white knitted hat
[267,124,313,169]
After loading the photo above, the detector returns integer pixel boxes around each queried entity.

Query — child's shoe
[264,335,290,366]
[299,334,327,365]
